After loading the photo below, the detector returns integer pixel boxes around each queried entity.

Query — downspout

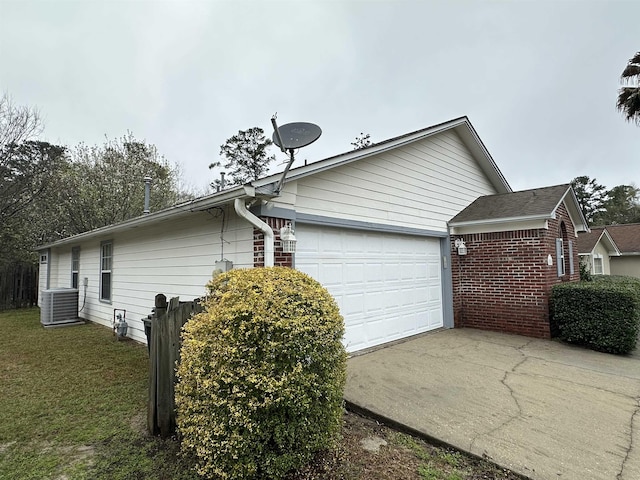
[234,198,274,267]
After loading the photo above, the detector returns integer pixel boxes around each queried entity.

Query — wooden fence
[0,262,38,311]
[147,293,204,438]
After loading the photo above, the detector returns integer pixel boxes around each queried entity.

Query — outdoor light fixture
[280,223,297,253]
[454,238,467,256]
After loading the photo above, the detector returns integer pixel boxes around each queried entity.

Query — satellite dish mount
[271,114,321,194]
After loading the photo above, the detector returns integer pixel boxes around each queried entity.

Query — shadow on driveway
[345,328,640,480]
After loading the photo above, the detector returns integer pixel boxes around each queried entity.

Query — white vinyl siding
[592,241,612,275]
[292,131,497,232]
[46,210,253,343]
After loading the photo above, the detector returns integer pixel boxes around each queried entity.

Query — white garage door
[295,225,443,352]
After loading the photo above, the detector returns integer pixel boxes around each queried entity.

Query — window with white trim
[100,241,113,302]
[593,255,604,275]
[71,247,80,289]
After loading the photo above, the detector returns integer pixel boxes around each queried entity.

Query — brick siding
[451,203,579,338]
[253,217,294,268]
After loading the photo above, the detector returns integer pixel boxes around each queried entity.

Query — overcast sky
[1,0,638,195]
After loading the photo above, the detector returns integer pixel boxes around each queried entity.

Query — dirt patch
[129,409,148,436]
[288,411,524,480]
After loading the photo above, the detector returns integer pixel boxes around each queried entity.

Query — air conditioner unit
[41,288,80,327]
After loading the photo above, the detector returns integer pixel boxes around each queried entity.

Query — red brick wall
[253,217,294,268]
[451,203,579,338]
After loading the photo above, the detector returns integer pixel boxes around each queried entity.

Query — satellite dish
[272,122,322,150]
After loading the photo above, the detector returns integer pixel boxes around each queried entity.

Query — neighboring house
[605,224,640,278]
[38,117,510,353]
[449,185,588,338]
[576,227,621,275]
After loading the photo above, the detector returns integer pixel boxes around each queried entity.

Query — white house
[576,227,621,275]
[37,116,511,353]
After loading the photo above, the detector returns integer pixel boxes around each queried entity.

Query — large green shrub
[175,267,347,480]
[551,275,640,354]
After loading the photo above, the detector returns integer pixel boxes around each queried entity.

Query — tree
[0,93,42,150]
[351,132,372,150]
[571,176,607,223]
[592,184,640,225]
[60,133,186,235]
[211,127,275,188]
[617,51,640,125]
[0,141,68,266]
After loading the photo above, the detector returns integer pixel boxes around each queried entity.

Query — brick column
[253,217,294,268]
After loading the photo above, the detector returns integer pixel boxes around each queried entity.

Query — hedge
[551,275,640,354]
[175,267,347,480]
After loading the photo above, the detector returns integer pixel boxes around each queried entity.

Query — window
[71,247,80,289]
[556,238,565,276]
[556,221,572,277]
[40,252,48,264]
[593,255,604,275]
[100,241,113,302]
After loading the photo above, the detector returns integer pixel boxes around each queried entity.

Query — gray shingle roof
[576,227,605,253]
[449,184,572,225]
[603,224,640,254]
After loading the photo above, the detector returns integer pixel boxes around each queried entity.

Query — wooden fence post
[147,294,204,438]
[147,293,167,436]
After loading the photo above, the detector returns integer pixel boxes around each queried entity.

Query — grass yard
[0,309,521,480]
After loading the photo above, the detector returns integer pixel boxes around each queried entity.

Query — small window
[40,253,48,264]
[100,241,113,302]
[71,247,80,289]
[556,238,565,276]
[557,221,569,277]
[593,256,604,275]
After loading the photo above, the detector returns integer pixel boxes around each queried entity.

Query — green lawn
[0,308,197,480]
[0,308,521,480]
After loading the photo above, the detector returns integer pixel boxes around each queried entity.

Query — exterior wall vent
[40,288,80,326]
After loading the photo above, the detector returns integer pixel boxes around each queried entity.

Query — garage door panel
[342,293,365,316]
[296,225,444,352]
[429,285,442,302]
[365,263,384,283]
[345,264,364,284]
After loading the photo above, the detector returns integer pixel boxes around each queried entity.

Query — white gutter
[234,198,274,267]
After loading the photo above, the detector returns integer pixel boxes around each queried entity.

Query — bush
[551,276,640,354]
[175,267,347,480]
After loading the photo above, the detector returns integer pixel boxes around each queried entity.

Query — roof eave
[255,117,512,194]
[449,213,551,228]
[36,184,255,250]
[599,229,622,256]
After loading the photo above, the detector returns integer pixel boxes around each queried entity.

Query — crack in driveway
[617,396,640,480]
[469,343,531,452]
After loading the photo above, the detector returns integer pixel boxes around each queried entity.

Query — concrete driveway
[345,329,640,480]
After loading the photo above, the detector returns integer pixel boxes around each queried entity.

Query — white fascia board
[598,229,622,256]
[253,117,511,194]
[553,188,589,233]
[449,213,551,228]
[453,121,511,193]
[449,218,548,235]
[37,185,252,250]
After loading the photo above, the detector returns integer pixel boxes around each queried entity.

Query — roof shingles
[603,224,640,254]
[576,227,605,254]
[449,184,571,224]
